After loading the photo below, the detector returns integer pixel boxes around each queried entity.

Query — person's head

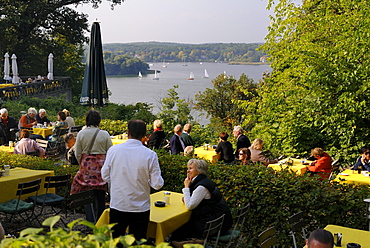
[360,146,370,159]
[239,148,251,161]
[183,124,192,133]
[64,133,76,148]
[187,159,208,179]
[220,132,229,141]
[28,107,37,118]
[153,119,162,129]
[85,110,101,127]
[38,109,46,118]
[311,148,325,158]
[128,119,147,140]
[251,138,264,150]
[233,126,243,137]
[0,108,8,119]
[306,229,334,248]
[57,111,66,121]
[174,124,182,135]
[62,109,70,117]
[20,129,31,139]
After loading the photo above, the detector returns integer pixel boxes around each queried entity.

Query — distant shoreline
[228,62,271,65]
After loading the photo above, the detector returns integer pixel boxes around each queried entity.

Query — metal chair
[258,226,277,248]
[36,138,48,149]
[0,178,41,227]
[329,159,342,181]
[45,146,60,159]
[288,211,307,248]
[28,175,71,224]
[212,203,250,248]
[202,214,225,248]
[70,125,83,133]
[68,189,97,223]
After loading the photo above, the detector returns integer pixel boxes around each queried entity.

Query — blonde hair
[311,147,325,157]
[153,119,162,129]
[183,123,192,133]
[251,138,264,150]
[62,109,70,116]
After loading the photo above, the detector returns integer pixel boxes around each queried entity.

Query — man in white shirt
[102,119,164,241]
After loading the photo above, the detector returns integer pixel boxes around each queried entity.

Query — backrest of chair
[203,214,225,247]
[68,189,95,209]
[259,226,277,248]
[329,159,341,180]
[234,203,250,228]
[70,126,83,133]
[36,139,48,149]
[44,174,71,193]
[288,211,306,232]
[16,178,41,196]
[59,128,69,137]
[45,146,59,159]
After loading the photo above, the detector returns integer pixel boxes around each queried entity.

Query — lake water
[107,62,270,124]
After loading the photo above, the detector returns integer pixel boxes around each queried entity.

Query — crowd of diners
[0,110,363,247]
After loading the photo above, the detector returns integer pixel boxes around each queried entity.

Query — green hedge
[5,151,370,247]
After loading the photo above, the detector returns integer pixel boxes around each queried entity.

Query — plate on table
[338,173,349,176]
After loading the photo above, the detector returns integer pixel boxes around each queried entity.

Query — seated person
[238,147,252,165]
[171,159,233,244]
[18,107,43,140]
[49,111,68,142]
[306,229,334,248]
[352,146,370,172]
[36,109,51,126]
[14,129,45,157]
[0,108,18,145]
[215,132,235,164]
[62,109,75,129]
[249,138,278,166]
[64,133,78,165]
[307,148,332,180]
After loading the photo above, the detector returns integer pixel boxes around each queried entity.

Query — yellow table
[32,127,53,138]
[0,84,14,88]
[0,145,14,153]
[193,147,221,163]
[325,225,370,247]
[334,169,370,185]
[96,191,191,245]
[110,136,128,145]
[268,158,308,175]
[0,167,54,203]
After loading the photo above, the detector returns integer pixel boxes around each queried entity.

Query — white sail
[203,69,209,78]
[138,71,143,78]
[187,72,194,80]
[153,70,159,80]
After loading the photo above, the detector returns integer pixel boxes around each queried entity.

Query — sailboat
[202,69,209,78]
[152,70,159,80]
[187,72,195,80]
[138,71,143,78]
[162,60,167,68]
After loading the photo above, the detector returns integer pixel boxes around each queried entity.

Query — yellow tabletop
[0,84,14,88]
[110,136,128,145]
[0,167,54,203]
[325,225,370,247]
[333,169,370,185]
[193,147,221,163]
[96,191,191,245]
[32,127,53,138]
[0,145,14,153]
[268,158,308,175]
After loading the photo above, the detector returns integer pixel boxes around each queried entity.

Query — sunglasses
[365,152,370,155]
[239,153,244,155]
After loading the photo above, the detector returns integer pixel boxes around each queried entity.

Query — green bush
[4,150,370,247]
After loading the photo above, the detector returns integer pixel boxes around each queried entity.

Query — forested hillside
[103,42,266,63]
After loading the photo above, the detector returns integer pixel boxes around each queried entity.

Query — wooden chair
[36,139,48,149]
[212,203,250,248]
[288,211,307,248]
[202,214,225,248]
[0,178,41,227]
[258,226,277,248]
[28,175,71,225]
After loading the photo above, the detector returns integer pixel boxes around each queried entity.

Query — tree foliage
[103,52,149,75]
[195,73,258,133]
[253,0,370,163]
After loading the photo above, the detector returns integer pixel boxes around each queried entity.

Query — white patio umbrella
[47,53,54,80]
[11,54,18,84]
[3,53,10,81]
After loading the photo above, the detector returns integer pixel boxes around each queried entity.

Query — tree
[0,0,125,96]
[256,0,370,162]
[195,73,258,133]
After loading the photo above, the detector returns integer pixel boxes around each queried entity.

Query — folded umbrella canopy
[80,21,109,107]
[47,53,54,80]
[3,53,10,81]
[11,54,18,84]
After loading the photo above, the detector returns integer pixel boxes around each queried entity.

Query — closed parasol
[80,21,109,107]
[11,54,18,84]
[3,53,10,81]
[47,53,54,80]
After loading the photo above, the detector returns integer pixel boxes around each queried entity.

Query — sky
[72,0,273,44]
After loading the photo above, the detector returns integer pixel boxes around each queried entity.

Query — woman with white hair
[0,108,18,145]
[36,109,51,126]
[249,138,278,166]
[19,107,37,129]
[171,159,233,245]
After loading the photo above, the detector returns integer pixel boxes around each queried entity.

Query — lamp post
[363,198,370,231]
